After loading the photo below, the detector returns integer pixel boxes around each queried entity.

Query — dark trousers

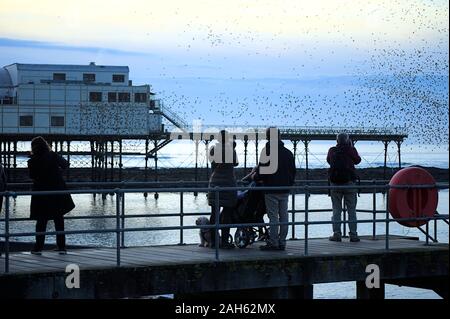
[34,216,66,250]
[210,206,233,244]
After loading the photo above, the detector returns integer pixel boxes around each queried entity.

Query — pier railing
[163,124,408,137]
[0,182,448,273]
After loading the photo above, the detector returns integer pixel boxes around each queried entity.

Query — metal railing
[0,182,448,274]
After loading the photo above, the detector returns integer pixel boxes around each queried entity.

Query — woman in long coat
[28,136,75,254]
[208,130,239,249]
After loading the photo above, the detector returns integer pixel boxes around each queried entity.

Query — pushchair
[231,182,268,248]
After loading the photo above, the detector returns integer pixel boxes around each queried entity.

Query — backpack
[328,149,354,184]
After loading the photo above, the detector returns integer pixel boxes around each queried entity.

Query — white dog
[195,217,212,247]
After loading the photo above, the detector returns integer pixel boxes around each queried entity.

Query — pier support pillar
[304,140,310,180]
[204,140,210,181]
[110,140,114,182]
[383,141,389,180]
[144,138,149,198]
[66,141,71,181]
[194,139,199,197]
[119,139,123,181]
[396,140,402,169]
[292,140,298,170]
[243,137,248,174]
[255,132,259,165]
[12,141,17,182]
[356,281,385,299]
[7,141,11,181]
[104,140,108,183]
[154,139,159,200]
[90,141,95,183]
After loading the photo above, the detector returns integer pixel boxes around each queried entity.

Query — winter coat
[255,140,296,194]
[326,144,361,182]
[28,151,75,220]
[207,142,239,207]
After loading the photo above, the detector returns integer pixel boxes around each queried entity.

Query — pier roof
[4,63,129,73]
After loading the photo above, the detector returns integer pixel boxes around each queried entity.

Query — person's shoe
[259,244,281,251]
[30,249,42,255]
[329,232,342,242]
[349,235,360,242]
[54,248,67,255]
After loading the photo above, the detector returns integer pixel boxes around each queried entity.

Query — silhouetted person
[254,127,296,251]
[28,136,75,255]
[208,130,238,249]
[327,133,361,242]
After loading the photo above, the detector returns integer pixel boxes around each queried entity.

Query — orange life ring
[388,167,438,227]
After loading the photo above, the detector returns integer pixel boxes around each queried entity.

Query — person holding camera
[327,133,361,242]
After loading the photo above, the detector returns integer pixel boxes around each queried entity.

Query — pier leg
[255,132,259,166]
[7,141,11,181]
[104,140,108,183]
[304,140,309,181]
[66,141,70,181]
[292,140,298,169]
[12,141,17,182]
[90,141,95,183]
[154,140,159,200]
[119,139,123,181]
[194,140,199,196]
[204,140,210,181]
[383,141,389,180]
[102,140,107,200]
[356,281,385,299]
[243,138,248,173]
[144,138,149,198]
[396,140,402,169]
[110,140,114,182]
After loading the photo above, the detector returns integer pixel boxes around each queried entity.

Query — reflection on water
[1,190,448,299]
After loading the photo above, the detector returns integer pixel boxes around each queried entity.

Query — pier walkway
[0,236,448,299]
[0,183,448,299]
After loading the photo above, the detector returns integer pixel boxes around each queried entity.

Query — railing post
[342,200,347,237]
[372,180,377,239]
[385,187,389,250]
[434,214,438,242]
[121,191,125,248]
[425,220,430,246]
[115,190,121,267]
[4,193,10,273]
[291,189,296,240]
[304,186,309,256]
[179,191,184,245]
[214,187,220,261]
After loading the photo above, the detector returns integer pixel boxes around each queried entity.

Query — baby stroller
[231,182,268,248]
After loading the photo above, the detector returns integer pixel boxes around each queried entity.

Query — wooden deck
[0,236,446,274]
[0,236,448,298]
